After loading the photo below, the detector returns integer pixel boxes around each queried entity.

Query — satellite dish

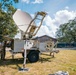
[13,9,35,32]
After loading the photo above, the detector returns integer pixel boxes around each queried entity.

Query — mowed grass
[0,50,76,75]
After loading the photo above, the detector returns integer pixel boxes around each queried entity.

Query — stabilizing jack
[19,40,29,71]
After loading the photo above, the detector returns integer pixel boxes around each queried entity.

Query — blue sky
[14,0,76,38]
[14,0,76,17]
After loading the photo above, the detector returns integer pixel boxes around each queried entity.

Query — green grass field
[0,50,76,75]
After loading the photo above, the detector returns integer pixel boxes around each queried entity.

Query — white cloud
[36,9,76,37]
[53,10,76,26]
[36,25,53,37]
[32,0,43,4]
[65,6,69,9]
[21,0,30,3]
[21,0,43,4]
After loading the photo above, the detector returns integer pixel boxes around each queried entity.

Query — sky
[14,0,76,38]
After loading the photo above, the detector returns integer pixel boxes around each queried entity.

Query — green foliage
[0,0,19,40]
[56,18,76,43]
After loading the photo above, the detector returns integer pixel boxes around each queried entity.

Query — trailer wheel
[27,51,39,63]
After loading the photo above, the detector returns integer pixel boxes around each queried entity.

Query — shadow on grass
[0,54,55,66]
[0,57,55,71]
[38,53,56,63]
[39,57,52,63]
[0,58,24,66]
[0,58,24,70]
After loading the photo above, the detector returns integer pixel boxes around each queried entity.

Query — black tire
[27,51,39,63]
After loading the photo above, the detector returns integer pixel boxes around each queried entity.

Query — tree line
[56,18,76,43]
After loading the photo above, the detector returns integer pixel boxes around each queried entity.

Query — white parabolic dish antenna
[13,9,35,32]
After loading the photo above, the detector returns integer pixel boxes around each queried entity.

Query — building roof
[33,35,57,42]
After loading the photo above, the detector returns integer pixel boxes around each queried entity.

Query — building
[33,35,57,43]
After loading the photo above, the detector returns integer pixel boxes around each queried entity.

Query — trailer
[0,10,59,70]
[5,38,57,62]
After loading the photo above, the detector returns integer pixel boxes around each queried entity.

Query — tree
[0,0,19,60]
[0,0,19,41]
[56,18,76,43]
